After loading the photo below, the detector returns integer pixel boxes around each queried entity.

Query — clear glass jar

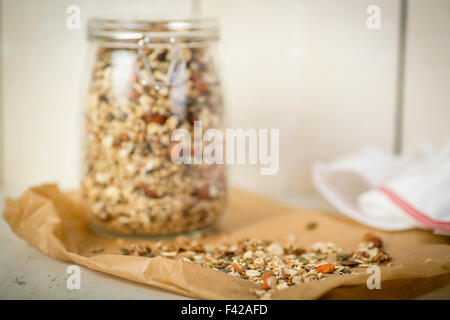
[82,18,227,237]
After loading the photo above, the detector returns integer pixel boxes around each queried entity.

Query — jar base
[89,223,218,241]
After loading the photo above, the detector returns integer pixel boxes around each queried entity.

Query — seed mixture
[121,233,391,299]
[82,43,227,235]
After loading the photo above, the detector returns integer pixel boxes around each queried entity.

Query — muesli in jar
[82,18,227,236]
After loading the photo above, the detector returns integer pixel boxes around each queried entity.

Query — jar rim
[88,17,220,44]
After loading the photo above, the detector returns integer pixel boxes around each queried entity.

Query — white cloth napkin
[313,143,450,235]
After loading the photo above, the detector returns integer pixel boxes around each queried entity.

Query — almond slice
[261,271,277,290]
[230,263,243,274]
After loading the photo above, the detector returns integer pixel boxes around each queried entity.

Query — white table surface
[0,193,188,300]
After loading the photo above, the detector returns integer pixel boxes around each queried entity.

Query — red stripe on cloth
[378,186,450,232]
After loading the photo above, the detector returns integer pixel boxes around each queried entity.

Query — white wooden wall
[1,0,449,205]
[403,0,450,150]
[203,0,399,204]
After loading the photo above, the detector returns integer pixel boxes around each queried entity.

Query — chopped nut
[138,183,160,199]
[142,112,166,124]
[316,264,335,274]
[364,233,383,248]
[281,268,290,279]
[194,81,209,92]
[128,89,140,100]
[196,185,211,199]
[261,271,277,290]
[230,263,244,274]
[120,133,129,142]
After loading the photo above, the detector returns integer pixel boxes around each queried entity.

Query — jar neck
[88,18,219,48]
[90,40,214,49]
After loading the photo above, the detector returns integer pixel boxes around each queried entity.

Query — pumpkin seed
[119,247,130,255]
[306,222,318,230]
[90,246,104,253]
[340,260,361,267]
[336,253,350,261]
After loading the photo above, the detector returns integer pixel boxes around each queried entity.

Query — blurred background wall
[0,0,449,207]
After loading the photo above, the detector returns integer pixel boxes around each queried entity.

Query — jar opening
[88,17,219,46]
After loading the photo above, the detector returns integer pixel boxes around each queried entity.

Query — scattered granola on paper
[121,233,391,299]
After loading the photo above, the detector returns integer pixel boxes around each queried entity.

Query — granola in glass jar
[82,18,227,236]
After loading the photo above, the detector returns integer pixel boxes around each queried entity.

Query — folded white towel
[313,143,450,235]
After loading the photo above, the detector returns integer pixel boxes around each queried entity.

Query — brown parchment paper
[3,184,450,299]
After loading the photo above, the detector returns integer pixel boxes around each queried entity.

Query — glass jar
[82,18,227,237]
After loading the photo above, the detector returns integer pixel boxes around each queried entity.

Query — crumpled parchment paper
[3,184,450,299]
